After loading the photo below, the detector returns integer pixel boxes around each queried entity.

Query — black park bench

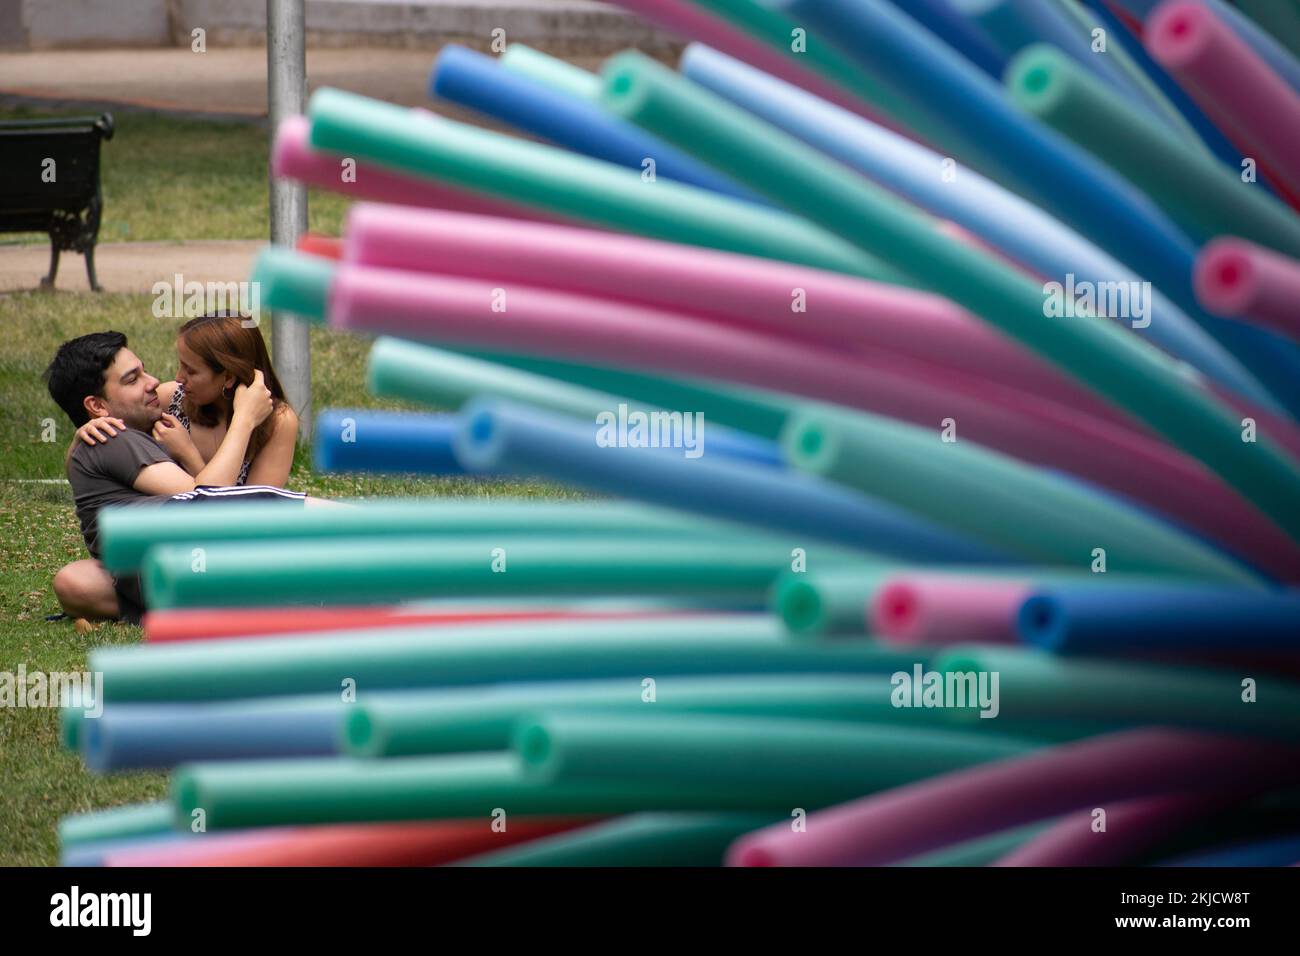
[0,114,114,291]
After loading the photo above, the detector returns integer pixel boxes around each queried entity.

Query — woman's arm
[244,404,299,487]
[191,371,274,486]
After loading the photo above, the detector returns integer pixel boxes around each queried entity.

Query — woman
[75,313,299,487]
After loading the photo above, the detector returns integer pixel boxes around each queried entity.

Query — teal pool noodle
[345,674,1024,758]
[90,615,927,704]
[139,536,874,609]
[99,498,773,575]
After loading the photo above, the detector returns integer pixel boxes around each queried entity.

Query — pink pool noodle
[725,729,1300,866]
[993,791,1240,867]
[869,576,1029,645]
[325,261,1300,579]
[343,204,1146,430]
[271,116,563,225]
[1195,238,1300,342]
[1147,0,1300,197]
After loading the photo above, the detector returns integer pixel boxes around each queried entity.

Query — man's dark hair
[43,331,128,427]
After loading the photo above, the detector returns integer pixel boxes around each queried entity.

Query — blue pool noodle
[319,405,782,472]
[1018,584,1300,653]
[430,44,764,204]
[81,696,347,771]
[1163,833,1300,867]
[773,0,1292,414]
[677,43,1250,396]
[451,397,1011,564]
[883,0,1008,78]
[60,833,190,867]
[959,0,1166,120]
[314,409,465,475]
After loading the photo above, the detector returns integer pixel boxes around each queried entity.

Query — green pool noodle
[772,566,898,635]
[305,86,903,284]
[475,350,796,439]
[170,728,1030,830]
[1007,44,1300,257]
[935,646,1300,739]
[457,812,777,866]
[598,52,1300,543]
[59,801,173,849]
[140,537,871,609]
[367,337,783,455]
[515,711,1035,789]
[344,675,1031,758]
[61,705,85,752]
[499,43,601,101]
[781,404,1260,583]
[1048,0,1209,152]
[90,616,925,704]
[900,820,1053,866]
[100,498,772,575]
[1235,0,1300,59]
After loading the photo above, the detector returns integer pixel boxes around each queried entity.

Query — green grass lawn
[0,289,578,866]
[0,98,579,861]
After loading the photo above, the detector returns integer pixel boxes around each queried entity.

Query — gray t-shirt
[67,428,173,559]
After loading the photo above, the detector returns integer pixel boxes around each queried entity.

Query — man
[44,330,304,625]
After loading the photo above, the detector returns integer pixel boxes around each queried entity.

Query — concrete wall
[0,0,675,55]
[4,0,171,49]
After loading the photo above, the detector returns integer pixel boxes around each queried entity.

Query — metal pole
[267,0,311,440]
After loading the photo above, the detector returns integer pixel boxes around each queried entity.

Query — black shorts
[112,572,147,626]
[112,484,307,624]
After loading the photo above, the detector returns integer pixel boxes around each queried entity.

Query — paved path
[0,239,262,294]
[0,47,540,115]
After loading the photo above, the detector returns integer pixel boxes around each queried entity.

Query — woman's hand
[232,370,273,429]
[76,417,126,445]
[151,413,201,468]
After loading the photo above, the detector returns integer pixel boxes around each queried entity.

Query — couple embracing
[44,313,311,625]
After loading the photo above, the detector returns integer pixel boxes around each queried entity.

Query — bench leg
[84,246,102,292]
[40,239,60,291]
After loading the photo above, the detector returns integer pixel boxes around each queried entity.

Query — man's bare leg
[52,559,120,621]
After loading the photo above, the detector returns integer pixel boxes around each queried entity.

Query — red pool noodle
[725,729,1300,866]
[142,606,687,643]
[107,819,592,867]
[1195,238,1300,342]
[296,234,343,260]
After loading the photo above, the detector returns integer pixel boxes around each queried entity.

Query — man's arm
[133,459,202,496]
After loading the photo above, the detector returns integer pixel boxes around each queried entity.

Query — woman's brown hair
[177,312,287,462]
